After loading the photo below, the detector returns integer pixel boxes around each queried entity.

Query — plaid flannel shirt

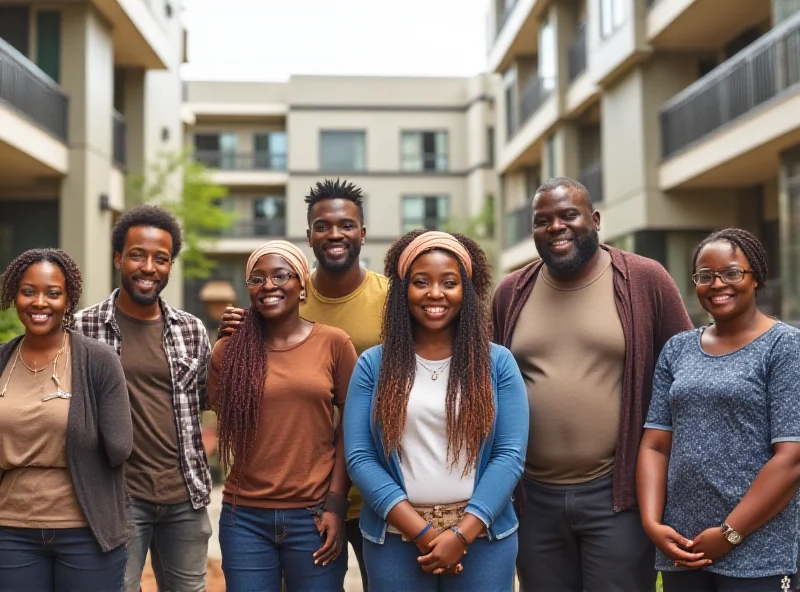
[74,289,212,509]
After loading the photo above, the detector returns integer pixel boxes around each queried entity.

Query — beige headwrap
[397,231,473,279]
[245,241,310,288]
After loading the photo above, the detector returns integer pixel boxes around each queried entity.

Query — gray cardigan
[0,331,133,552]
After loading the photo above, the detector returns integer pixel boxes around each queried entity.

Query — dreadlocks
[0,248,83,328]
[692,228,768,291]
[216,308,267,475]
[375,230,494,474]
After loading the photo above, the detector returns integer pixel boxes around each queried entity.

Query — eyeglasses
[691,268,754,286]
[245,273,298,287]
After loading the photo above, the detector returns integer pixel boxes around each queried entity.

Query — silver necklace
[416,357,451,381]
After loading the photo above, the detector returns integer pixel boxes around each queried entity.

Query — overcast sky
[181,0,489,81]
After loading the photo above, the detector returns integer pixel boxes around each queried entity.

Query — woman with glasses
[637,228,800,591]
[209,241,358,592]
[344,230,528,591]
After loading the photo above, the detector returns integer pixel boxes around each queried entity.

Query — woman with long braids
[209,240,357,592]
[344,230,528,591]
[0,249,132,591]
[638,228,800,591]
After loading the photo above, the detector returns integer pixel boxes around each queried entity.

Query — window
[400,131,449,172]
[402,196,450,232]
[538,19,556,91]
[254,132,287,170]
[0,7,30,56]
[487,126,495,166]
[320,131,366,172]
[194,133,237,169]
[36,12,60,83]
[600,0,625,39]
[252,196,286,237]
[525,165,542,199]
[545,135,556,179]
[503,67,518,138]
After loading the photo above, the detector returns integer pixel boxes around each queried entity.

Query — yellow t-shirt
[300,268,388,520]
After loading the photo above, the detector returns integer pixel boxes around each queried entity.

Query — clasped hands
[414,528,468,576]
[647,523,735,569]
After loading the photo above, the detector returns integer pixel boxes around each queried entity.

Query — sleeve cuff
[644,422,673,432]
[379,492,409,520]
[771,436,800,444]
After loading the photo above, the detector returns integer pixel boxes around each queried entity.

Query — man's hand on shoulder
[217,306,246,339]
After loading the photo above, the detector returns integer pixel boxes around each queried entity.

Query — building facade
[181,76,497,328]
[0,0,186,306]
[489,0,800,324]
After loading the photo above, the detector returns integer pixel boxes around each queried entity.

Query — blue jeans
[363,532,518,592]
[124,498,212,592]
[218,503,348,592]
[0,526,126,591]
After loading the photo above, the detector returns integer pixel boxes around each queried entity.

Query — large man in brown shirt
[492,178,693,592]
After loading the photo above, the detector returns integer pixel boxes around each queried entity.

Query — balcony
[579,162,604,204]
[504,201,533,248]
[569,26,587,82]
[400,153,449,173]
[495,1,519,40]
[511,76,553,139]
[113,110,127,168]
[194,151,287,171]
[222,219,286,238]
[660,14,800,159]
[0,36,68,141]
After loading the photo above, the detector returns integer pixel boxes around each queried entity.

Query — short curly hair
[0,249,83,328]
[112,205,183,259]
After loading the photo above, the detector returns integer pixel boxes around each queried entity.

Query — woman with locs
[0,249,132,591]
[344,230,529,592]
[638,229,800,592]
[209,240,357,592]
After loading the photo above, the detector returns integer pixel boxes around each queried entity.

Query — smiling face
[695,240,758,322]
[406,250,464,334]
[15,262,68,337]
[247,254,302,321]
[307,199,365,273]
[532,186,600,278]
[115,225,172,306]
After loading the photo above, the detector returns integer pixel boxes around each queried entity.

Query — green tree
[0,308,24,342]
[127,151,235,279]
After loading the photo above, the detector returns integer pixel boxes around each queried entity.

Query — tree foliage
[444,194,497,267]
[0,308,24,343]
[127,151,235,279]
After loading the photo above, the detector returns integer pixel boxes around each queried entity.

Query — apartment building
[488,0,800,323]
[181,76,497,327]
[0,0,186,306]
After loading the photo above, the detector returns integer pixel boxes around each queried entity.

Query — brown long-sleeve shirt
[492,245,693,511]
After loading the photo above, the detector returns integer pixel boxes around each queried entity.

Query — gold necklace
[0,332,71,401]
[18,332,67,377]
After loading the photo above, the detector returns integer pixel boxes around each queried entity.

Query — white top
[399,355,476,505]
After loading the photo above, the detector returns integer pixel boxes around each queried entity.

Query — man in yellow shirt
[220,179,386,591]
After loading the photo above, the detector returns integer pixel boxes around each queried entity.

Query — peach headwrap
[397,231,473,279]
[245,241,310,288]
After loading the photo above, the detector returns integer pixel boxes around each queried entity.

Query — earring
[300,289,306,302]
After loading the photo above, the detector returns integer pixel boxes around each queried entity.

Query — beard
[120,274,169,306]
[312,242,361,274]
[537,230,600,278]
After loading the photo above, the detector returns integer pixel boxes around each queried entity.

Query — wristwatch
[721,522,743,545]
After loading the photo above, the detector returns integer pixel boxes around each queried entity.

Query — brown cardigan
[492,246,693,512]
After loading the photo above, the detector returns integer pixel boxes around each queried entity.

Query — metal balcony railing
[400,153,449,172]
[578,162,604,203]
[113,110,126,167]
[660,11,800,158]
[194,151,288,171]
[511,76,553,138]
[225,219,286,238]
[569,25,587,82]
[504,201,533,248]
[0,36,68,141]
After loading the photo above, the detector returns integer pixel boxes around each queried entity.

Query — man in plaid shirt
[75,205,212,592]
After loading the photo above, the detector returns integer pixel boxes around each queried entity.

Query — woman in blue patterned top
[637,228,800,592]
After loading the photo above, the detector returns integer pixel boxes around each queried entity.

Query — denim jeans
[363,531,518,592]
[218,502,348,592]
[0,526,126,592]
[124,498,212,592]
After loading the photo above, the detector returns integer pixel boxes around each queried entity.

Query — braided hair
[0,249,83,328]
[692,228,768,291]
[215,308,267,476]
[375,230,495,474]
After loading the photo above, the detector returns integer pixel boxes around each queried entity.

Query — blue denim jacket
[344,343,529,544]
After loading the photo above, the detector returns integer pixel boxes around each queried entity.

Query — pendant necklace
[416,356,451,381]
